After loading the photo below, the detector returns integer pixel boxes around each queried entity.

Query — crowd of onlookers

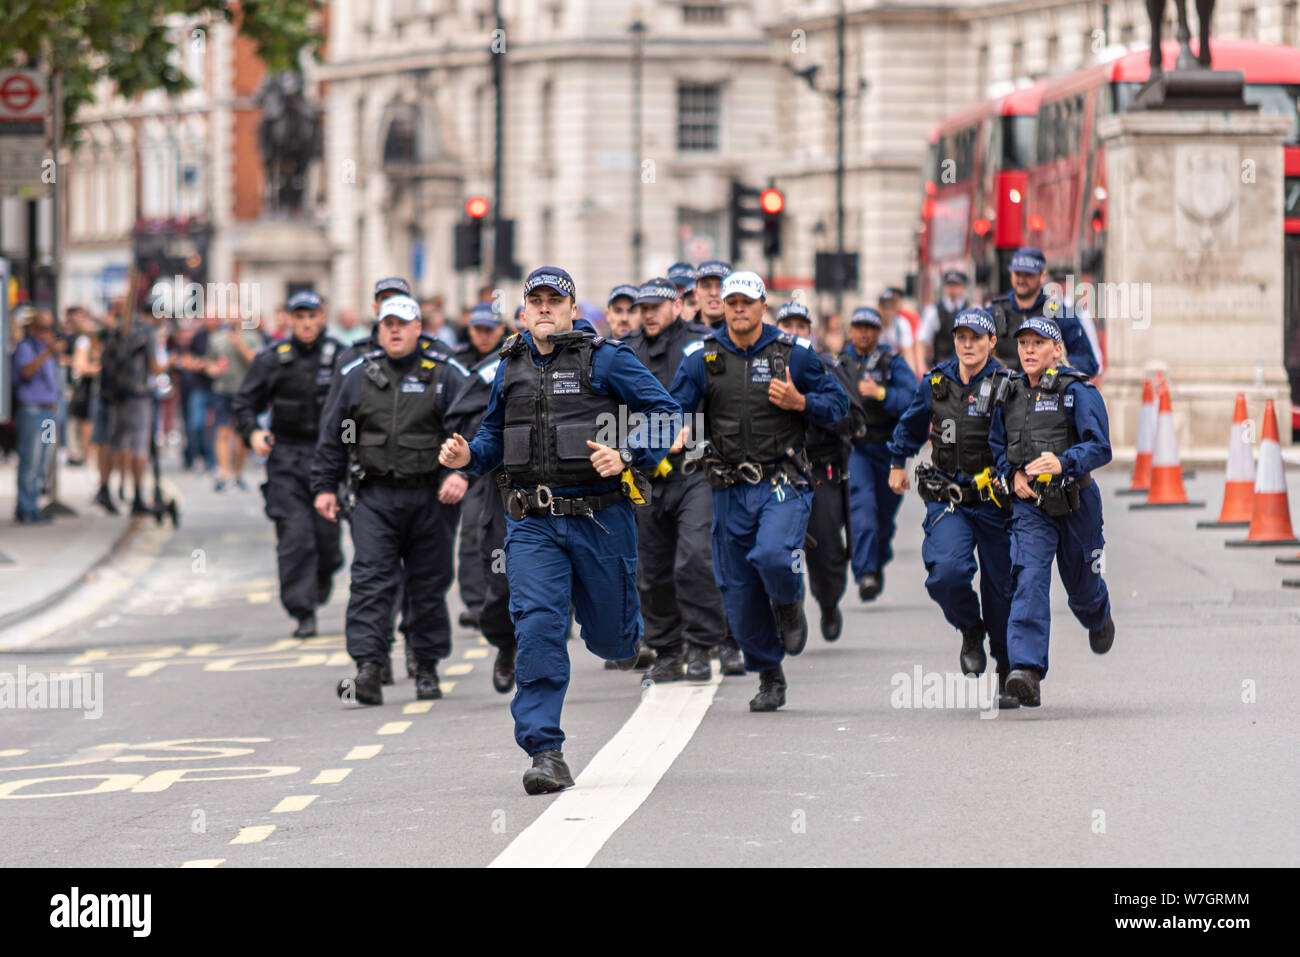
[4,288,496,525]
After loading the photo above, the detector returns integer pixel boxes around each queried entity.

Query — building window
[977,44,988,95]
[1240,5,1257,39]
[1120,23,1135,44]
[683,4,727,25]
[678,207,722,261]
[540,78,554,172]
[1011,39,1025,79]
[677,83,721,152]
[1047,34,1059,69]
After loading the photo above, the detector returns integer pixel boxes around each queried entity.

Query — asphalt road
[1,460,1296,867]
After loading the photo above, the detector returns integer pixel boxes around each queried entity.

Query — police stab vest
[499,332,621,487]
[858,345,897,444]
[989,298,1022,372]
[270,337,339,442]
[928,367,998,479]
[932,300,963,365]
[354,353,450,479]
[998,368,1086,474]
[702,335,805,466]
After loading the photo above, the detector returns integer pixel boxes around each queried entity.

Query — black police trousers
[635,469,726,652]
[456,474,489,615]
[806,475,850,614]
[261,440,343,619]
[477,483,515,651]
[346,482,458,666]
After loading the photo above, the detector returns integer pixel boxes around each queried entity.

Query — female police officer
[987,315,1116,708]
[886,308,1017,708]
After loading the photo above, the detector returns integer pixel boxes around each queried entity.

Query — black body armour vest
[989,299,1023,372]
[857,345,897,444]
[271,337,339,442]
[702,335,805,465]
[354,353,451,479]
[499,333,621,487]
[931,301,962,365]
[928,368,999,478]
[998,368,1086,473]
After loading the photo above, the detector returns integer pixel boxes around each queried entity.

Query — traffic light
[729,181,764,262]
[760,187,784,258]
[454,196,491,271]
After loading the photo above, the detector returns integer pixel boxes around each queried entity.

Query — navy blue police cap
[1015,315,1063,342]
[1009,247,1047,274]
[634,278,681,306]
[850,306,883,327]
[667,262,697,291]
[287,290,322,311]
[775,301,811,323]
[695,260,733,281]
[608,284,640,305]
[523,267,576,299]
[953,307,996,336]
[373,277,412,300]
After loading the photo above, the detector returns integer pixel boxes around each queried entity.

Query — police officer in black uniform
[774,301,866,642]
[311,294,471,706]
[987,247,1099,376]
[627,277,738,682]
[918,269,970,368]
[234,290,344,638]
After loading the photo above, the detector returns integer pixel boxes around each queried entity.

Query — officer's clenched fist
[586,440,624,477]
[768,368,806,411]
[315,492,338,522]
[440,432,471,469]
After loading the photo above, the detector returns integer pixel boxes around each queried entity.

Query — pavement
[0,452,1297,868]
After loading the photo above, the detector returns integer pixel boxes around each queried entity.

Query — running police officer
[988,315,1115,707]
[693,260,731,331]
[886,307,1018,708]
[627,277,738,682]
[234,290,344,638]
[669,272,850,711]
[918,269,971,368]
[439,267,678,795]
[775,301,865,642]
[840,306,918,602]
[606,284,642,340]
[311,293,470,706]
[988,247,1099,376]
[667,261,699,322]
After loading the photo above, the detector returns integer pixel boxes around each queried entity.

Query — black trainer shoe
[749,667,787,712]
[293,613,316,639]
[683,644,712,682]
[130,496,152,517]
[93,487,119,515]
[773,601,807,656]
[415,662,442,700]
[380,655,394,686]
[1089,614,1115,655]
[857,573,881,602]
[1004,667,1041,708]
[820,605,843,642]
[492,643,516,694]
[644,647,683,683]
[633,641,655,671]
[718,639,746,676]
[337,661,384,705]
[996,671,1020,710]
[522,749,575,795]
[458,610,479,629]
[959,620,987,676]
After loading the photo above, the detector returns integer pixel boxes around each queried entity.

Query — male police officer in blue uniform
[988,315,1116,707]
[886,307,1018,708]
[840,306,918,602]
[312,294,471,706]
[774,300,865,642]
[606,284,642,340]
[439,267,678,794]
[693,260,731,331]
[669,272,849,711]
[234,290,344,638]
[988,247,1098,376]
[668,261,699,322]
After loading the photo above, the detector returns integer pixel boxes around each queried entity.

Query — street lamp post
[629,19,646,280]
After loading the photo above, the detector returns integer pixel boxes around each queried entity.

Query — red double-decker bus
[913,83,1044,306]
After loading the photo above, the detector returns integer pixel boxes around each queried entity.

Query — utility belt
[499,483,625,522]
[362,473,441,489]
[699,450,813,491]
[271,429,318,445]
[1021,471,1092,517]
[915,464,1012,512]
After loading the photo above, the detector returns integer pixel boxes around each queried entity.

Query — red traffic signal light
[465,196,490,219]
[759,188,784,215]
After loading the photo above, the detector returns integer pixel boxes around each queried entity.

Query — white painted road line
[489,668,722,869]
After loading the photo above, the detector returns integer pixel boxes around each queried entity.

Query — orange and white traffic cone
[1116,377,1157,497]
[1197,392,1256,529]
[1130,379,1205,510]
[1227,400,1300,547]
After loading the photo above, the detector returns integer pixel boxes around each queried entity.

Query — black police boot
[683,644,712,682]
[749,666,787,712]
[718,638,746,676]
[458,610,479,629]
[315,574,333,607]
[93,486,119,515]
[380,655,394,686]
[959,620,987,676]
[1089,614,1115,655]
[820,605,843,642]
[996,671,1020,710]
[522,749,575,795]
[633,640,655,671]
[1004,667,1041,708]
[293,613,316,639]
[415,662,442,700]
[130,495,152,517]
[645,646,684,683]
[857,573,882,602]
[773,602,807,656]
[492,643,516,694]
[337,661,384,706]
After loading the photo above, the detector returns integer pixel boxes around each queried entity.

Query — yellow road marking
[377,721,411,735]
[271,794,318,813]
[312,768,352,784]
[0,749,29,758]
[246,591,273,604]
[344,745,382,760]
[442,681,456,694]
[478,635,489,645]
[185,643,223,656]
[229,825,276,845]
[463,648,489,660]
[180,859,226,868]
[444,663,473,676]
[126,661,168,677]
[402,701,434,714]
[325,651,352,667]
